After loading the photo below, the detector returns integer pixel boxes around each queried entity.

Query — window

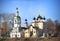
[26,32,27,33]
[34,31,36,33]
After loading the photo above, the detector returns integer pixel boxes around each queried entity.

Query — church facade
[10,8,46,38]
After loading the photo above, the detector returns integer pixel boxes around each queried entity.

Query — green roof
[15,16,20,18]
[2,34,10,37]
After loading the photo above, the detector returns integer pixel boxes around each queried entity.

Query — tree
[55,20,60,35]
[0,13,14,37]
[46,19,57,36]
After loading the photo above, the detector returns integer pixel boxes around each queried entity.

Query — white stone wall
[10,32,21,38]
[37,22,43,29]
[24,29,30,38]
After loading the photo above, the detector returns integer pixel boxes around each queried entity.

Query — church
[10,8,21,38]
[10,8,46,38]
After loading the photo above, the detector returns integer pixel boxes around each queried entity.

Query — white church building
[10,8,46,38]
[10,8,21,38]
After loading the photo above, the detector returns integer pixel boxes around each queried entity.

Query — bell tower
[14,8,21,27]
[10,8,21,38]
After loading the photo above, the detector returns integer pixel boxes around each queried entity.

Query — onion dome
[43,17,46,20]
[25,19,27,21]
[33,17,36,20]
[25,19,28,26]
[16,8,18,10]
[37,15,42,20]
[16,8,19,14]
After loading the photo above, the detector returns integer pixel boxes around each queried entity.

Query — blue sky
[0,0,60,26]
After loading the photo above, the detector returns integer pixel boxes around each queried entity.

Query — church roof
[37,15,42,20]
[16,8,18,10]
[43,17,46,20]
[25,19,27,21]
[21,27,28,30]
[33,17,36,20]
[15,16,20,19]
